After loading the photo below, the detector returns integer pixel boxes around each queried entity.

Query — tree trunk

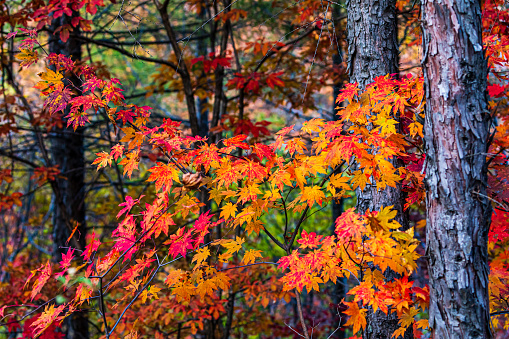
[49,13,89,339]
[421,0,492,338]
[346,1,410,338]
[331,8,346,337]
[347,0,399,89]
[347,0,404,223]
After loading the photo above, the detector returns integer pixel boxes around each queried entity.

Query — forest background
[0,0,508,338]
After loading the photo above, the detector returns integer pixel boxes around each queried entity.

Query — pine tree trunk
[346,1,411,338]
[421,0,492,338]
[347,0,404,223]
[49,13,89,339]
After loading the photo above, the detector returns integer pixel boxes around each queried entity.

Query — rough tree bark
[346,0,410,338]
[347,0,403,222]
[421,0,492,338]
[49,13,89,339]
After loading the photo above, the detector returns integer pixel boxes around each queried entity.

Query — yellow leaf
[220,202,237,220]
[351,170,369,191]
[376,206,400,230]
[416,319,428,330]
[149,286,161,299]
[192,247,210,268]
[328,174,351,195]
[16,48,39,67]
[242,249,263,264]
[408,121,423,138]
[222,237,245,255]
[398,307,419,328]
[38,67,63,85]
[301,118,325,133]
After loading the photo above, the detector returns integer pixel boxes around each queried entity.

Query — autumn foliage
[1,0,509,338]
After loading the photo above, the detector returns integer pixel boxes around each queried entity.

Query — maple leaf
[370,290,391,314]
[222,237,245,255]
[348,282,375,306]
[352,170,370,191]
[252,143,274,160]
[375,206,400,230]
[31,166,61,185]
[117,196,140,218]
[302,118,325,134]
[23,312,64,339]
[141,286,161,303]
[236,160,267,181]
[415,319,429,330]
[29,261,52,300]
[110,144,124,161]
[75,284,92,305]
[57,248,75,274]
[65,110,90,131]
[16,48,39,68]
[120,127,145,150]
[245,219,264,235]
[197,279,217,300]
[192,211,214,242]
[193,143,222,171]
[275,124,295,137]
[116,109,137,125]
[192,247,210,268]
[218,8,247,22]
[38,68,63,86]
[6,31,17,40]
[335,208,365,239]
[102,80,125,104]
[82,232,101,261]
[336,82,359,104]
[238,183,262,204]
[172,281,196,302]
[119,150,140,178]
[488,83,507,97]
[398,307,419,329]
[375,115,399,135]
[297,230,323,249]
[31,304,66,338]
[343,301,367,334]
[168,228,194,258]
[307,275,324,292]
[242,249,263,264]
[92,151,113,170]
[266,71,285,89]
[147,163,180,192]
[408,121,423,138]
[165,269,185,287]
[328,173,351,195]
[45,86,72,115]
[220,202,237,220]
[300,185,326,207]
[83,77,106,93]
[223,134,249,149]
